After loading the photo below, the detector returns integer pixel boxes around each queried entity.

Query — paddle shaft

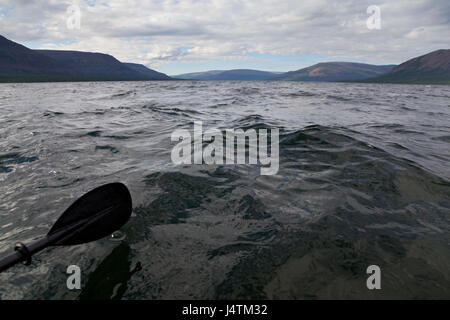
[0,237,51,272]
[0,217,89,273]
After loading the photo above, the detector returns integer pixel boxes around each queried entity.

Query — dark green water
[0,81,449,299]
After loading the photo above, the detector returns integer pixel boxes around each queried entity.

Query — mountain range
[0,35,170,82]
[0,34,448,84]
[174,63,395,81]
[173,52,449,84]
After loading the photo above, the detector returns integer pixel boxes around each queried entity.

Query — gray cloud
[0,0,448,68]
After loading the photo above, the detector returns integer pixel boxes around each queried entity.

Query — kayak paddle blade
[47,183,132,246]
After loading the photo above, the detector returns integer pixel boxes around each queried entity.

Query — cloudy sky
[0,0,449,75]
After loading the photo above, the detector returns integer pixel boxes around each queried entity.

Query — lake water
[0,81,449,299]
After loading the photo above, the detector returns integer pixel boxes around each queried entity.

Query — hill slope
[123,63,171,80]
[367,49,450,84]
[273,62,395,82]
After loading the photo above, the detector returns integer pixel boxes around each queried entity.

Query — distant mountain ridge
[366,49,450,84]
[174,63,395,82]
[174,69,278,80]
[0,35,171,82]
[273,62,395,81]
[174,70,224,80]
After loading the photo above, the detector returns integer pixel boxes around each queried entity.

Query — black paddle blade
[47,183,132,246]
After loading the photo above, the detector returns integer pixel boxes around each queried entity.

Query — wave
[95,145,119,154]
[42,110,65,117]
[280,90,318,98]
[142,102,204,117]
[228,114,281,131]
